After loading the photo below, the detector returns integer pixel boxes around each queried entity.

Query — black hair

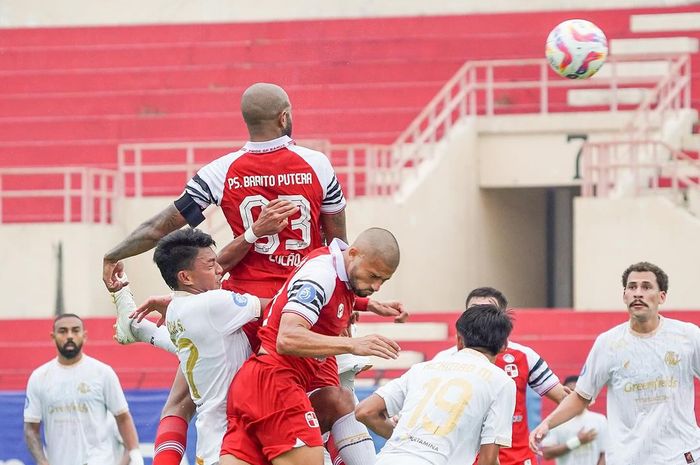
[455,304,513,356]
[53,313,83,330]
[153,228,216,290]
[622,262,668,292]
[466,287,508,311]
[564,375,579,386]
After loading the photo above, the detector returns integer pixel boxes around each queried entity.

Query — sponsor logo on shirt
[305,411,319,428]
[504,363,519,378]
[665,351,681,367]
[398,434,440,452]
[502,353,515,363]
[297,284,317,304]
[337,304,344,319]
[233,293,249,307]
[77,382,91,394]
[623,376,678,392]
[685,451,695,464]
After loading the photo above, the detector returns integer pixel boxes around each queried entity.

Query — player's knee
[161,392,196,421]
[353,401,371,426]
[309,386,355,432]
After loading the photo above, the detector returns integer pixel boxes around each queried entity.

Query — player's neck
[57,352,83,366]
[629,314,661,334]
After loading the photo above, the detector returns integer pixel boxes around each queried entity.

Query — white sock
[331,412,376,465]
[132,321,176,354]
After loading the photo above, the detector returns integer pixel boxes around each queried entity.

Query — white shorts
[195,409,227,465]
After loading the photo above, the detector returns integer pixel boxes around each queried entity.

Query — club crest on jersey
[233,293,249,307]
[305,411,319,428]
[665,351,681,367]
[337,304,344,319]
[77,382,91,394]
[297,284,317,304]
[504,364,519,378]
[502,353,515,363]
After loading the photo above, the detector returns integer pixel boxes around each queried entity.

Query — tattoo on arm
[320,210,347,244]
[104,204,187,261]
[24,423,48,464]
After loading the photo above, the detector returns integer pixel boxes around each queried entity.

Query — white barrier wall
[574,196,700,310]
[0,0,689,27]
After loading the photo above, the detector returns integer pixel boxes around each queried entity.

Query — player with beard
[23,314,143,465]
[104,83,398,465]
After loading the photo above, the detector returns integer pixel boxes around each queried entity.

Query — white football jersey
[576,316,700,465]
[24,355,129,465]
[375,348,516,465]
[541,410,608,465]
[166,289,260,465]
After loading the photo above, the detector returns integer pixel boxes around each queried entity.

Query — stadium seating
[0,5,698,177]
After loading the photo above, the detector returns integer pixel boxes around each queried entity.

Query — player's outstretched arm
[103,204,187,291]
[367,300,409,323]
[354,394,395,439]
[529,391,590,454]
[544,382,570,403]
[23,422,49,465]
[217,199,298,272]
[277,313,400,359]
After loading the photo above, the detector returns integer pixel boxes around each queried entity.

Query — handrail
[0,167,118,224]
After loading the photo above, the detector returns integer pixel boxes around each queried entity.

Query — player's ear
[658,290,667,305]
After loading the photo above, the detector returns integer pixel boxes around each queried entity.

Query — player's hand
[103,258,128,292]
[562,384,573,395]
[367,300,409,323]
[130,294,173,326]
[577,427,597,444]
[252,199,299,237]
[351,334,400,359]
[529,422,550,454]
[128,449,144,465]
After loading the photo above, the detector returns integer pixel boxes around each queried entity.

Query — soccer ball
[545,19,608,79]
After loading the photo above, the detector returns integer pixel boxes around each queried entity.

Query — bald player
[221,228,402,465]
[103,83,369,465]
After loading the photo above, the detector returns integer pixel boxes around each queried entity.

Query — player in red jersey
[103,83,385,465]
[433,287,568,465]
[220,227,402,465]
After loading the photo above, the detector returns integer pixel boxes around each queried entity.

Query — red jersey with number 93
[182,136,346,298]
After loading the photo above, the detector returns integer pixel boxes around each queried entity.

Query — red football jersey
[257,239,355,390]
[495,341,559,465]
[182,136,346,298]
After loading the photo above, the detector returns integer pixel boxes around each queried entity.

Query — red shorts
[308,356,340,392]
[221,355,324,463]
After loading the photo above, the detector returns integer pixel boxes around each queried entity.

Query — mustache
[630,300,648,307]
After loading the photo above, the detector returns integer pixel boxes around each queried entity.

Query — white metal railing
[581,54,694,198]
[581,140,700,199]
[0,167,117,224]
[116,54,687,201]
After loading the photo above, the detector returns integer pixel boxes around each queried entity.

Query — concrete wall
[0,0,688,28]
[574,196,700,310]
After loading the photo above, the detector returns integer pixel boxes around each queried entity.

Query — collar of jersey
[457,347,491,362]
[173,290,195,298]
[243,136,294,153]
[329,238,349,282]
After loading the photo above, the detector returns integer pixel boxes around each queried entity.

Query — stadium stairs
[0,6,699,221]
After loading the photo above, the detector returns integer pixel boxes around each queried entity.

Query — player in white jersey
[139,228,263,465]
[24,314,143,465]
[541,376,607,465]
[355,304,516,465]
[530,262,700,465]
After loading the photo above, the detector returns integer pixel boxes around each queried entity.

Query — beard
[283,119,293,138]
[57,340,82,359]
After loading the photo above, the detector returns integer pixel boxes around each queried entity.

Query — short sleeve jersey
[166,289,260,415]
[541,410,608,465]
[180,136,346,298]
[375,349,516,465]
[575,316,700,465]
[433,341,559,465]
[257,239,355,390]
[24,355,129,465]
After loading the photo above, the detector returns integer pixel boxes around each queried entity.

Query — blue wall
[0,387,541,464]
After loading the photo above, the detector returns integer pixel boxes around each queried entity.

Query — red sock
[326,434,346,465]
[153,415,188,465]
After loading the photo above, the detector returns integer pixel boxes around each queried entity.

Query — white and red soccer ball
[546,19,608,79]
